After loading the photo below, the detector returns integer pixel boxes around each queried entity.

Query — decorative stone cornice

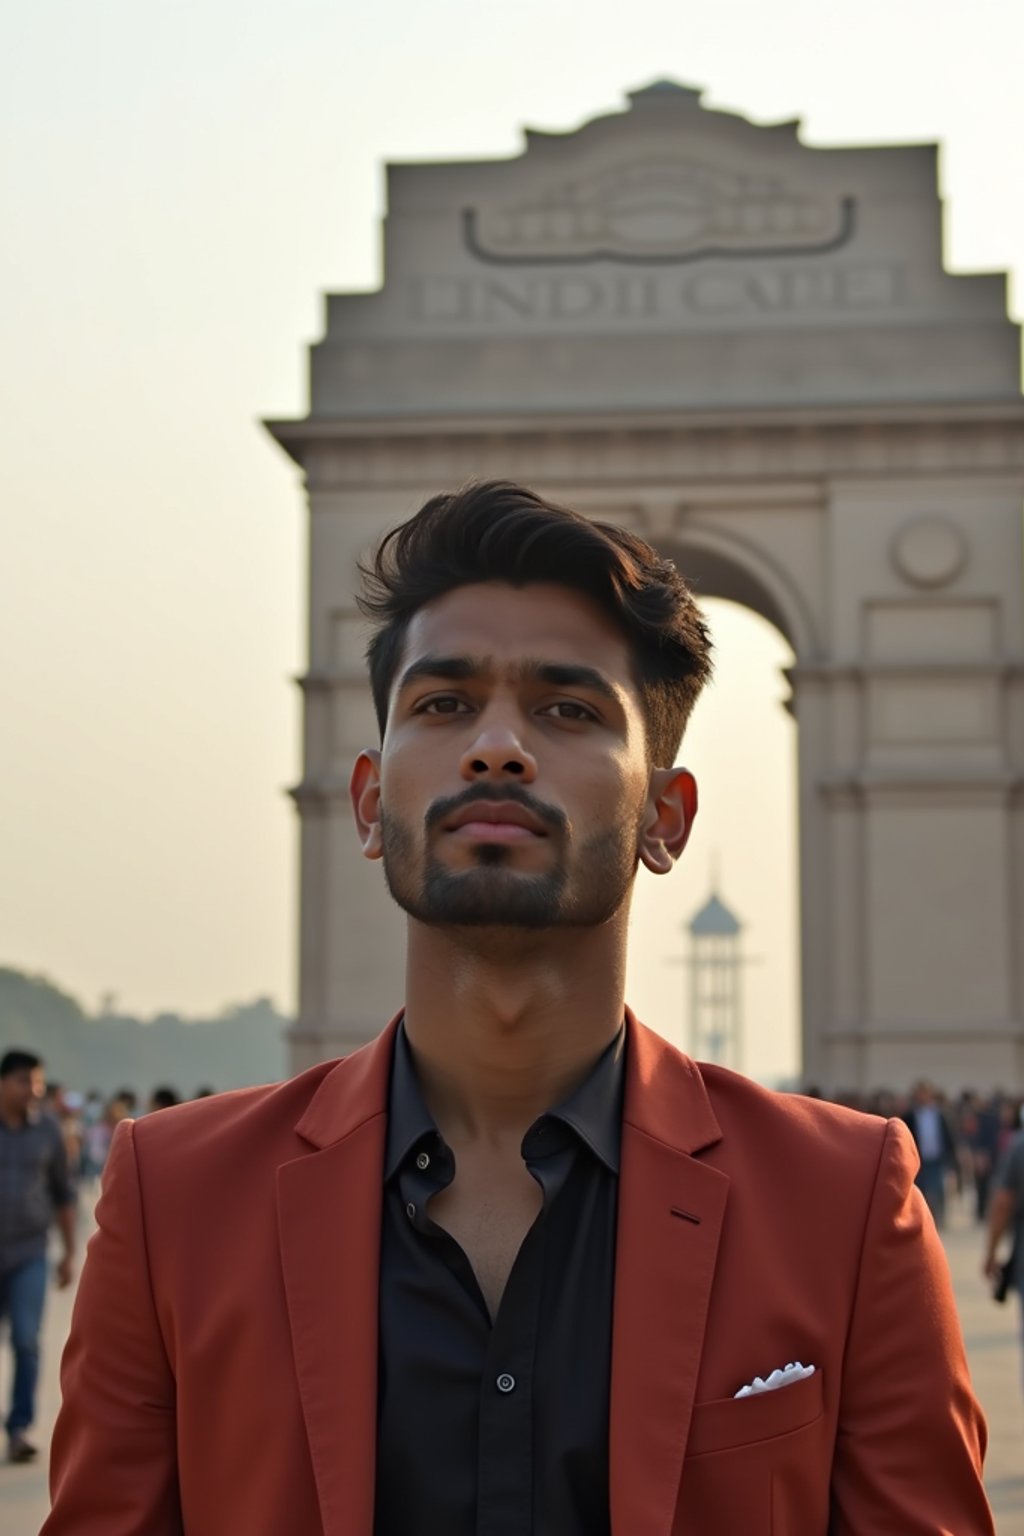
[790,659,1024,684]
[821,1018,1024,1042]
[265,401,1024,489]
[819,769,1024,807]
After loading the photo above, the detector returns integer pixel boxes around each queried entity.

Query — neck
[0,1105,28,1131]
[402,911,628,1150]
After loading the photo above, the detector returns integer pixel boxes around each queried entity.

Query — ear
[350,749,383,861]
[639,767,697,876]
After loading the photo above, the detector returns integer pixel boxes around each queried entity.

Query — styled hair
[358,481,712,766]
[0,1049,43,1078]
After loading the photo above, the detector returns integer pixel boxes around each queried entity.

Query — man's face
[0,1066,45,1119]
[364,582,666,932]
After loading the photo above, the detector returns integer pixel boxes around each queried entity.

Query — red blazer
[45,1013,993,1535]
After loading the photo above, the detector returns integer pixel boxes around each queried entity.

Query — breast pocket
[672,1370,829,1536]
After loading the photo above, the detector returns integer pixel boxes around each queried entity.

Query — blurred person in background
[903,1079,958,1229]
[996,1097,1022,1160]
[57,1092,85,1181]
[963,1092,1002,1222]
[81,1096,132,1189]
[983,1112,1024,1385]
[0,1049,77,1464]
[147,1086,181,1113]
[79,1093,103,1183]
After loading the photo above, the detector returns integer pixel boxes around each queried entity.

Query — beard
[379,796,640,931]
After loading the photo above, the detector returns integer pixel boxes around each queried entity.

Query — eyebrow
[396,654,621,705]
[396,655,480,692]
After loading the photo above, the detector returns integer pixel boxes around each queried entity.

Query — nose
[459,714,537,782]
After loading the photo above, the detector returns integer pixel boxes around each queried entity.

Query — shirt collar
[384,1022,441,1181]
[385,1018,624,1181]
[547,1024,624,1174]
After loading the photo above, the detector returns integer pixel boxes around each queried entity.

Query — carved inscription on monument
[408,263,904,328]
[463,157,854,264]
[404,151,903,327]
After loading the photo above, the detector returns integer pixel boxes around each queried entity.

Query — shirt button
[496,1373,516,1394]
[415,1151,430,1170]
[405,1201,416,1220]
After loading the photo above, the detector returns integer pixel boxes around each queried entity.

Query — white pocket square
[733,1361,816,1399]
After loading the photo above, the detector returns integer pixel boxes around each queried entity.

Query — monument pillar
[790,482,1024,1090]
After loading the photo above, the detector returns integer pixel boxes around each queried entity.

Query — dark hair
[1,1049,43,1077]
[149,1086,181,1111]
[358,481,712,766]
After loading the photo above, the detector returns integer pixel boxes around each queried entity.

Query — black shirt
[374,1022,624,1536]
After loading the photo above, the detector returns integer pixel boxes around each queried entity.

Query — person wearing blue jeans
[0,1050,77,1463]
[1,1257,48,1444]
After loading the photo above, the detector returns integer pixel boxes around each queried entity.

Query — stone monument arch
[267,82,1024,1091]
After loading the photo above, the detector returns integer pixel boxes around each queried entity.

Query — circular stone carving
[890,516,967,588]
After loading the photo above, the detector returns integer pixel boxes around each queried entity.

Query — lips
[443,800,549,838]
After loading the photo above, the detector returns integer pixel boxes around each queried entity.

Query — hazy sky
[2,0,1021,1084]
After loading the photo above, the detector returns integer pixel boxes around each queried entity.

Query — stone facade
[267,82,1024,1092]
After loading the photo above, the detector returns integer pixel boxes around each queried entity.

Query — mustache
[425,783,568,837]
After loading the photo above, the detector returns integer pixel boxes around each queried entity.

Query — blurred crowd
[804,1079,1022,1229]
[37,1081,216,1187]
[36,1071,1020,1231]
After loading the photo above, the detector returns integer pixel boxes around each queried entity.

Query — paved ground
[2,1197,1022,1533]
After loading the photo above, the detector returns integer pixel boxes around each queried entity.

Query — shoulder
[101,1034,398,1251]
[698,1060,893,1165]
[113,1022,399,1210]
[625,1015,895,1182]
[690,1065,923,1256]
[126,1059,341,1170]
[689,1056,914,1216]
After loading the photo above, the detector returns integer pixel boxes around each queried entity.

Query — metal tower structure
[687,889,745,1070]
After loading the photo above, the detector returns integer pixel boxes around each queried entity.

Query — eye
[539,700,598,722]
[415,695,472,716]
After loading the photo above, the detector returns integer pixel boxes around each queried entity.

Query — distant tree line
[0,966,289,1098]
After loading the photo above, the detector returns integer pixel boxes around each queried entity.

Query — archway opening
[625,598,799,1087]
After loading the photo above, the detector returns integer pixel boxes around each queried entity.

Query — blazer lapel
[277,1019,399,1536]
[610,1015,729,1536]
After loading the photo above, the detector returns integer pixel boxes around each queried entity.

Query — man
[0,1049,76,1463]
[966,1090,1002,1222]
[46,482,992,1533]
[983,1111,1024,1386]
[903,1078,958,1229]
